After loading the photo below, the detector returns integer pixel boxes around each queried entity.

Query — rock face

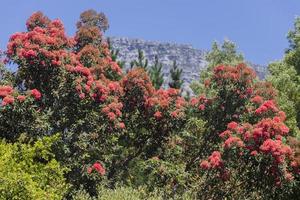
[109,37,267,92]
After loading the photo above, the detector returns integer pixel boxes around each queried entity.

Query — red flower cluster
[0,86,13,97]
[213,64,256,87]
[0,85,41,107]
[101,101,123,121]
[224,136,244,149]
[255,100,278,115]
[227,121,238,130]
[154,111,163,119]
[211,104,296,182]
[260,139,293,164]
[2,96,14,106]
[87,162,105,176]
[251,95,264,104]
[190,95,210,112]
[7,15,73,65]
[26,11,51,31]
[200,151,223,170]
[17,95,26,102]
[146,88,186,120]
[30,89,42,100]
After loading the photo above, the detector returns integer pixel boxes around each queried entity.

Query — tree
[130,49,148,69]
[149,56,164,89]
[2,10,300,200]
[107,37,125,69]
[76,9,109,32]
[168,60,183,90]
[191,40,244,95]
[206,40,244,69]
[267,17,300,135]
[285,17,300,74]
[267,62,300,135]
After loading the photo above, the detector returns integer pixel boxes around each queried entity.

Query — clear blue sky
[0,0,299,65]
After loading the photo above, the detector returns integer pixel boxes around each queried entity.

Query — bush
[0,135,68,199]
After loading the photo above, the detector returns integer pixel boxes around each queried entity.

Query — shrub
[0,135,68,199]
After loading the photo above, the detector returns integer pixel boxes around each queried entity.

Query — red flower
[107,112,116,121]
[251,95,263,104]
[200,160,211,169]
[208,151,223,168]
[79,93,85,99]
[0,85,13,97]
[118,122,125,129]
[227,121,238,130]
[154,111,162,119]
[93,162,105,176]
[224,136,244,149]
[2,96,14,106]
[250,150,258,156]
[285,173,294,182]
[87,167,93,174]
[17,95,26,102]
[30,89,42,100]
[198,104,205,111]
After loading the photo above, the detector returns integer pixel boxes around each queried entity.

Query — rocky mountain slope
[109,37,268,92]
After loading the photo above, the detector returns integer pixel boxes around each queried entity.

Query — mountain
[109,37,268,92]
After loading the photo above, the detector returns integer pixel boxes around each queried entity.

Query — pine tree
[149,56,164,89]
[107,37,125,69]
[206,40,244,69]
[169,60,183,89]
[130,49,148,69]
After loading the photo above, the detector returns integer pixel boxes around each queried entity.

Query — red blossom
[17,95,26,102]
[200,160,211,169]
[0,86,13,97]
[154,111,162,120]
[118,122,125,129]
[92,162,105,176]
[30,89,42,100]
[2,96,14,106]
[227,121,238,130]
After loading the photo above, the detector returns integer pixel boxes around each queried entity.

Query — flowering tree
[1,10,300,199]
[191,64,300,199]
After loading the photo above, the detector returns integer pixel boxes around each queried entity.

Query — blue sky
[0,0,299,65]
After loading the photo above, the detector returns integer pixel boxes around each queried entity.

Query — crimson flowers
[87,162,106,176]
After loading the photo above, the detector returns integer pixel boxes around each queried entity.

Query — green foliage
[285,17,300,74]
[0,135,68,199]
[191,40,244,95]
[206,40,244,69]
[72,185,164,200]
[267,61,300,135]
[149,56,164,89]
[169,60,183,90]
[0,63,14,85]
[130,49,148,69]
[2,10,300,200]
[107,37,125,69]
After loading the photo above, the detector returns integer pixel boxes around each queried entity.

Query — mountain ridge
[109,36,268,92]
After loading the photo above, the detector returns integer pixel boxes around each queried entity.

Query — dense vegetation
[1,10,300,199]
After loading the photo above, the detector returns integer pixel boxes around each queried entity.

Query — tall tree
[191,40,244,95]
[130,49,148,69]
[149,56,164,89]
[267,17,300,135]
[206,40,244,69]
[76,9,109,32]
[169,60,183,90]
[285,17,300,74]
